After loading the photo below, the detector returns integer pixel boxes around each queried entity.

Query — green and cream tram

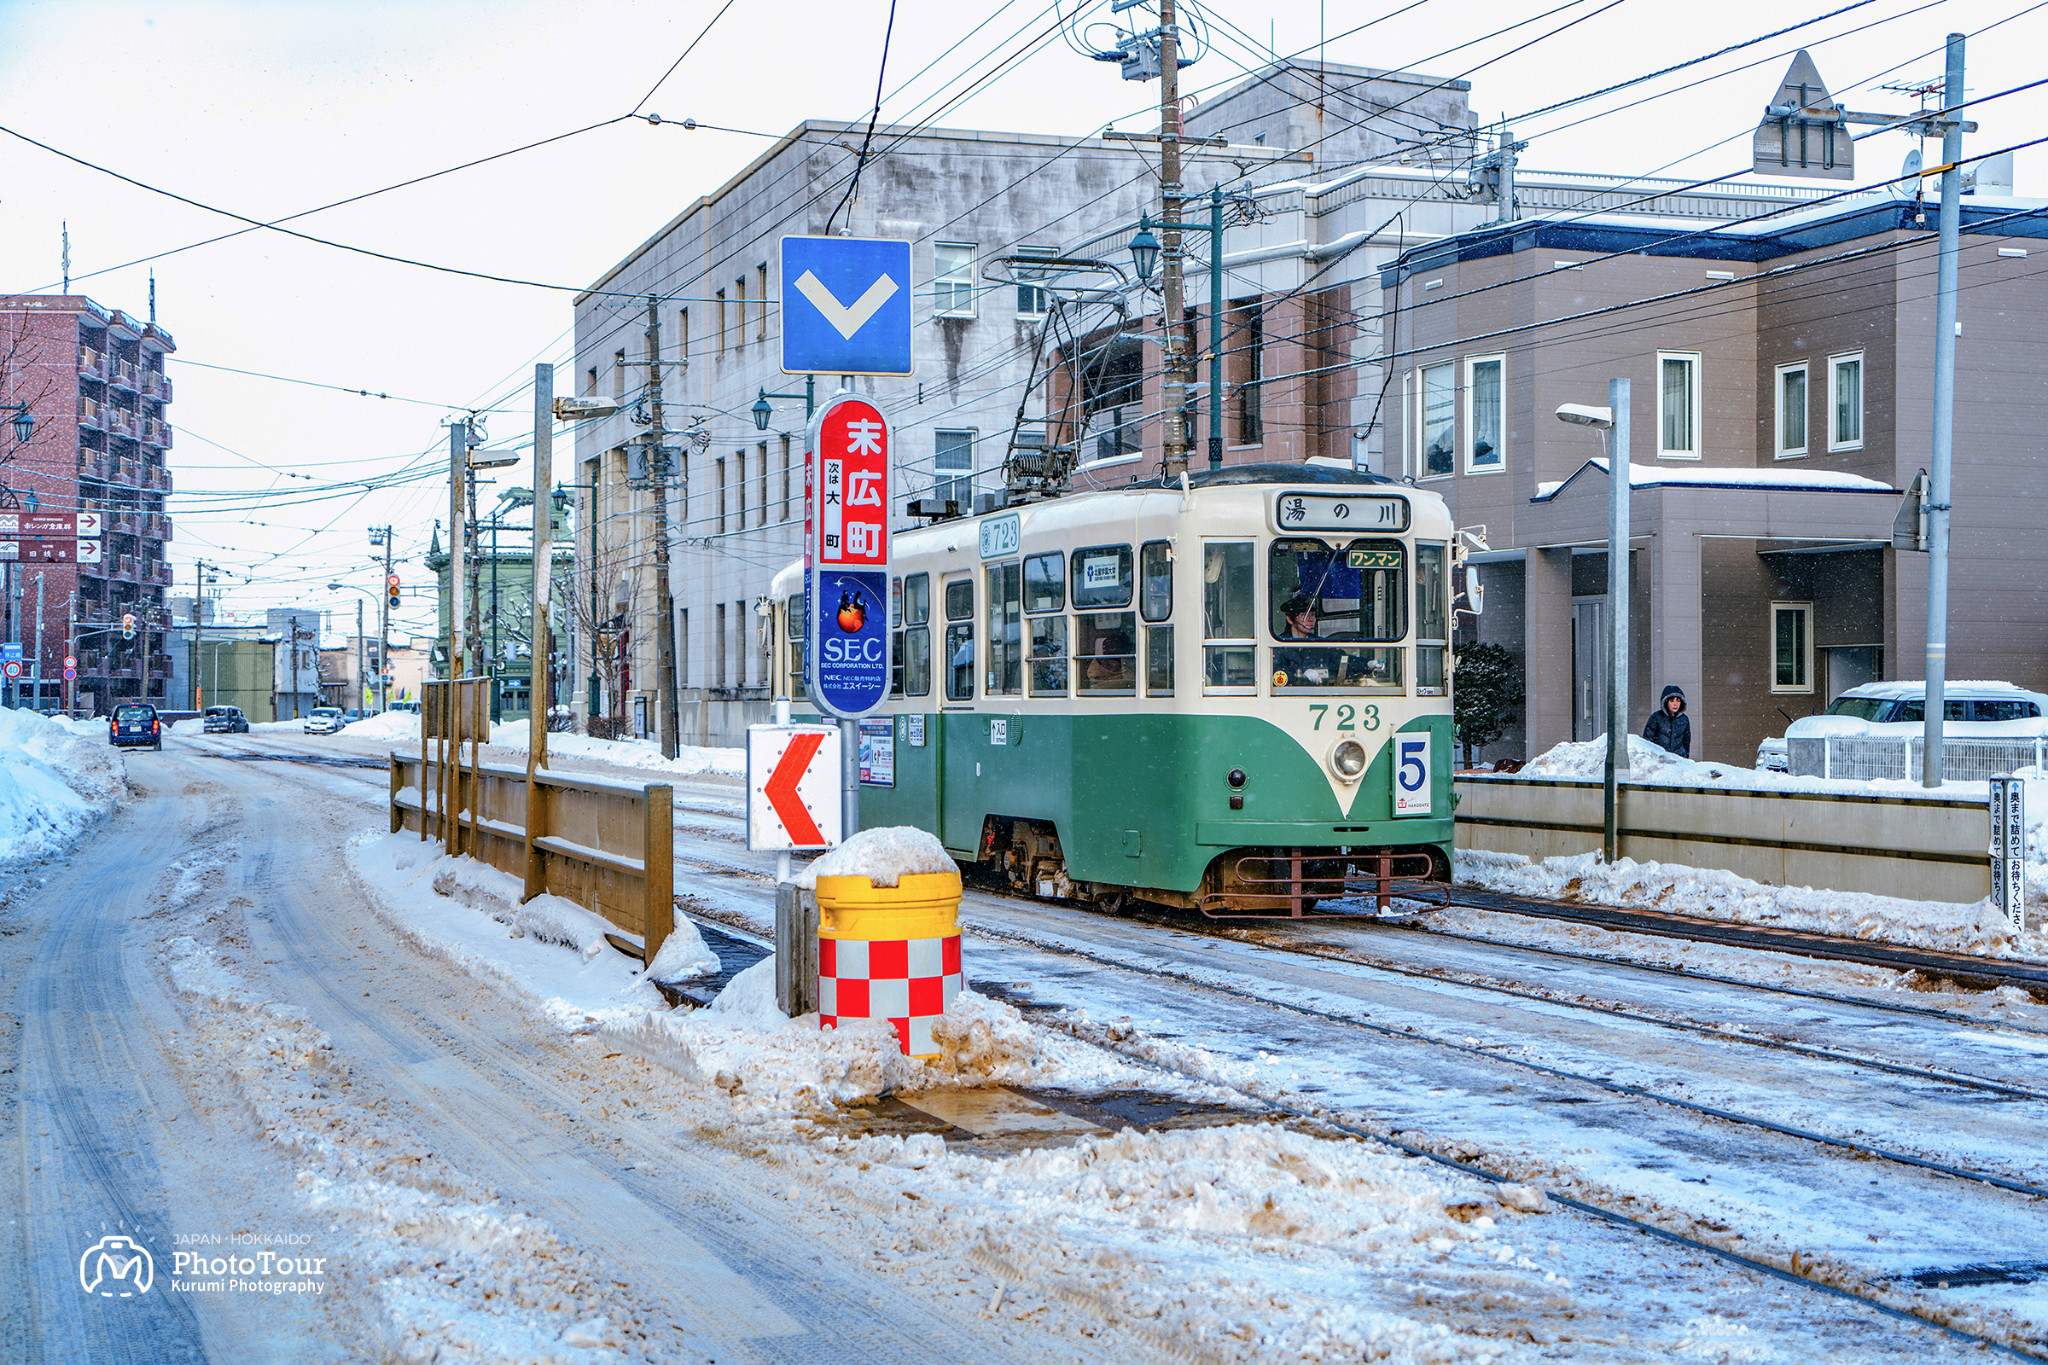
[770,464,1463,915]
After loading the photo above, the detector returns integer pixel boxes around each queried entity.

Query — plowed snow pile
[0,706,124,863]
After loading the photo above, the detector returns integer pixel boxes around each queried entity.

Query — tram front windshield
[1268,537,1406,690]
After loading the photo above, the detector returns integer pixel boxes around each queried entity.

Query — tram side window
[901,573,930,697]
[1076,612,1136,694]
[1268,537,1406,691]
[1202,541,1257,689]
[1140,540,1173,696]
[1415,543,1448,696]
[985,562,1022,695]
[785,594,805,698]
[1071,543,1133,608]
[1023,551,1067,696]
[944,577,974,702]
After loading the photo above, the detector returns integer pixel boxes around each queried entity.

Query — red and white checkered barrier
[819,933,962,1057]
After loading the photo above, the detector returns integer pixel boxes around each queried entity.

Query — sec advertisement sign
[805,394,891,718]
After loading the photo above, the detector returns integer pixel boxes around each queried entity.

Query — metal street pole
[64,591,75,715]
[489,513,502,723]
[1605,378,1632,863]
[1922,31,1964,788]
[1157,0,1190,475]
[379,532,394,713]
[1208,185,1224,471]
[356,597,365,712]
[449,422,467,684]
[530,363,554,776]
[646,296,681,759]
[32,572,44,710]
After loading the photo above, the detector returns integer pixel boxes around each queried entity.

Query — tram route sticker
[906,714,925,747]
[1393,733,1433,816]
[858,717,894,787]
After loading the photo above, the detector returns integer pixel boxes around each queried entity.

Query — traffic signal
[386,573,401,609]
[120,612,136,640]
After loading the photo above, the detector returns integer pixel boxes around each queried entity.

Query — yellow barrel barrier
[814,866,963,1058]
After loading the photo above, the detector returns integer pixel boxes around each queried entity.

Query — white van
[1773,680,2048,775]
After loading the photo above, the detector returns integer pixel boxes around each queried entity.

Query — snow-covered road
[10,724,2044,1362]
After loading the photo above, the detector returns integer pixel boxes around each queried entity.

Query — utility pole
[288,614,301,718]
[647,296,681,759]
[449,422,467,685]
[32,573,44,711]
[355,597,365,713]
[530,364,555,779]
[1157,0,1190,476]
[465,449,483,680]
[1922,31,1965,787]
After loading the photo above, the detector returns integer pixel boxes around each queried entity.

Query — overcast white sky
[0,0,2040,634]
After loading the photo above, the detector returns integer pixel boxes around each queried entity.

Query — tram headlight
[1329,739,1369,783]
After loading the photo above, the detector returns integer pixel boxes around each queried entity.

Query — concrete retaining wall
[1454,777,1990,904]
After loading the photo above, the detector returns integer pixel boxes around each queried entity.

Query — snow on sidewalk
[0,706,125,863]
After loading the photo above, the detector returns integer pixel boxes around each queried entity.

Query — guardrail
[1454,776,1991,905]
[392,678,674,962]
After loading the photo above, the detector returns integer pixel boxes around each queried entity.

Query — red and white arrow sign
[746,724,842,851]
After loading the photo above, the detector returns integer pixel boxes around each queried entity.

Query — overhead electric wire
[628,0,740,117]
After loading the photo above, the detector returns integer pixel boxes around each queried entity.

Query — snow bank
[643,913,718,982]
[1512,731,1998,796]
[0,706,124,863]
[346,833,669,1029]
[344,710,422,743]
[484,724,744,777]
[798,825,956,888]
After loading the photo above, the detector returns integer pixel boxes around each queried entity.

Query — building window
[1829,352,1863,450]
[679,608,690,688]
[585,366,598,395]
[1238,304,1264,445]
[1015,245,1055,316]
[715,456,726,534]
[734,448,746,528]
[1657,351,1701,459]
[714,603,727,689]
[1465,354,1503,473]
[756,263,769,340]
[1775,362,1808,459]
[715,290,727,353]
[612,349,627,397]
[735,600,749,687]
[1417,363,1454,477]
[677,308,689,364]
[780,435,792,519]
[1771,602,1812,693]
[934,430,974,508]
[756,442,769,527]
[934,243,976,317]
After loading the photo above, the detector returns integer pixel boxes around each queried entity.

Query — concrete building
[0,294,176,715]
[1380,193,2048,766]
[569,111,1309,745]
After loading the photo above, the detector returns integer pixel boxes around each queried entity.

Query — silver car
[302,706,346,735]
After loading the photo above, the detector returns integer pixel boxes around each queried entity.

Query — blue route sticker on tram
[808,567,890,718]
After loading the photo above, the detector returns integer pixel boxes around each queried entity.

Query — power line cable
[827,0,904,235]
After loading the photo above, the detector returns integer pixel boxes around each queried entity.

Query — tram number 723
[1308,703,1380,732]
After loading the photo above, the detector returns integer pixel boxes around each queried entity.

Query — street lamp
[21,489,37,514]
[1125,186,1226,471]
[3,404,31,445]
[752,379,816,432]
[1555,382,1632,865]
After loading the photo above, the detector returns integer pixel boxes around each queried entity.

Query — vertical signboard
[1393,733,1433,817]
[1990,776,2027,936]
[805,394,891,718]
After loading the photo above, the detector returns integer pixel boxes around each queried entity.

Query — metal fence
[1790,735,2048,782]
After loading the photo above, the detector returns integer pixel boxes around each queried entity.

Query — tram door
[1572,597,1608,742]
[937,571,981,852]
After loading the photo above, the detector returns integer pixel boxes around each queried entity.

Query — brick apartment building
[1379,191,2048,766]
[0,294,175,712]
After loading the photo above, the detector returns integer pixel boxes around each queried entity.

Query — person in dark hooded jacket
[1642,684,1690,757]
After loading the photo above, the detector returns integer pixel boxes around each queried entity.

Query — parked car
[1754,736,1789,772]
[342,708,378,722]
[388,700,421,714]
[109,702,163,750]
[202,705,250,734]
[303,706,347,735]
[1778,680,2048,775]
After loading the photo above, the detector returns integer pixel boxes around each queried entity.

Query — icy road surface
[2,723,2042,1362]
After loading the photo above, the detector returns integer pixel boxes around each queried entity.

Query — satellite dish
[1894,147,1924,199]
[1902,148,1924,178]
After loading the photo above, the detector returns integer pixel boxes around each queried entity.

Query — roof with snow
[1533,458,1897,502]
[1382,195,2048,286]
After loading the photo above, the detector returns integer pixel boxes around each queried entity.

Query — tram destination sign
[1275,492,1409,534]
[806,394,891,719]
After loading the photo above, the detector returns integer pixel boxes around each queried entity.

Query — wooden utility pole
[449,421,467,684]
[1158,0,1191,475]
[646,297,681,759]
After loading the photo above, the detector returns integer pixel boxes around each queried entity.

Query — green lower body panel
[857,710,1454,895]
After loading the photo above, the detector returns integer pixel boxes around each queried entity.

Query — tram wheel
[1094,891,1130,916]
